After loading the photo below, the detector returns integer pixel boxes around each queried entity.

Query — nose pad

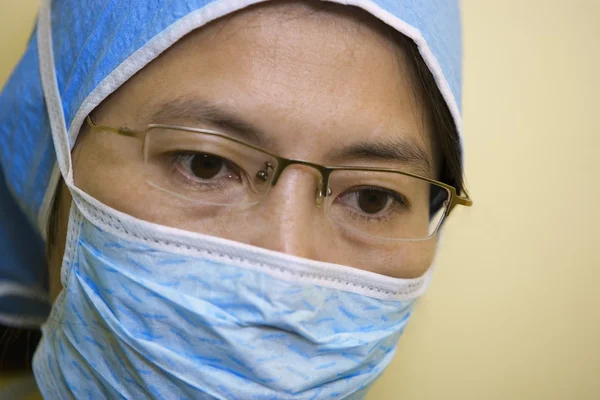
[315,178,332,207]
[256,162,275,183]
[246,167,324,260]
[316,177,325,207]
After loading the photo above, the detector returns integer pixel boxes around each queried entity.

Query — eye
[174,152,241,183]
[336,187,408,216]
[191,153,225,179]
[357,189,391,214]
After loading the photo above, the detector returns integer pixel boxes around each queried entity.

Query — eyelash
[168,152,243,189]
[336,186,410,222]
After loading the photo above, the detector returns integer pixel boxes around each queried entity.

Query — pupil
[358,189,389,214]
[190,154,222,179]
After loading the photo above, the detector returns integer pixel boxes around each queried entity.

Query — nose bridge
[251,163,325,259]
[271,159,330,200]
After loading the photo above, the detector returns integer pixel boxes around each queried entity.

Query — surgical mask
[33,187,433,399]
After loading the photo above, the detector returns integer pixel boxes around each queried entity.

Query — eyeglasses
[86,116,472,241]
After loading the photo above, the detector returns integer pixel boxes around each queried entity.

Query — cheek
[73,134,162,221]
[347,236,438,278]
[72,133,240,234]
[402,239,438,277]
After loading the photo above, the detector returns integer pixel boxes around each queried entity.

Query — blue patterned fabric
[33,195,418,398]
[0,0,462,326]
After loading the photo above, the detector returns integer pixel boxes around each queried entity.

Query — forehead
[108,1,432,167]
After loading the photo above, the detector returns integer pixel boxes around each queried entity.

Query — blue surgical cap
[0,0,463,327]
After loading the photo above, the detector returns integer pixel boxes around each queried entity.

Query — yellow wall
[1,1,598,399]
[370,1,600,398]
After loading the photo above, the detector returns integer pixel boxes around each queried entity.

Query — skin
[49,1,439,302]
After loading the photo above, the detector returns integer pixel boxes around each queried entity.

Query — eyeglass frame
[85,115,472,229]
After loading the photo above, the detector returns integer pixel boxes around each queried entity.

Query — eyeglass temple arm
[447,191,473,215]
[455,194,473,207]
[86,116,137,137]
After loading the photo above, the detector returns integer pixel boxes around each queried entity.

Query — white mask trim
[0,314,48,330]
[70,185,435,302]
[0,282,50,328]
[0,281,49,302]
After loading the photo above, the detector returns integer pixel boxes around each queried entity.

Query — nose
[247,165,324,260]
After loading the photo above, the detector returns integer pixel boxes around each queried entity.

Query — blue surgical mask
[33,188,434,399]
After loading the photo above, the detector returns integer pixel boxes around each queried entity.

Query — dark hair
[0,326,41,371]
[392,31,465,196]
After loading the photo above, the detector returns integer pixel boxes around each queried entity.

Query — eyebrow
[148,98,272,148]
[148,97,432,175]
[331,137,433,175]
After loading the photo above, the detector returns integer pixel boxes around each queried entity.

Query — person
[0,0,471,398]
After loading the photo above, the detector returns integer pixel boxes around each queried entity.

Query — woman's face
[64,2,438,285]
